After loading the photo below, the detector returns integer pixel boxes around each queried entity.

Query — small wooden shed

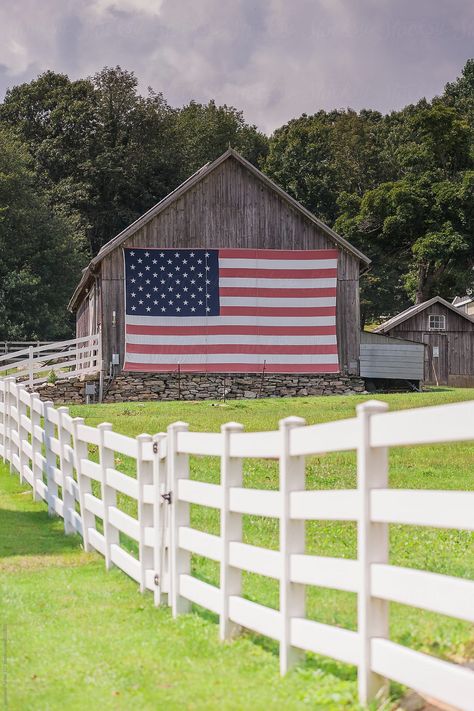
[375,296,474,386]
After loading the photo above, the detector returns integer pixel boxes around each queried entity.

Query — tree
[0,128,85,339]
[262,110,387,225]
[174,100,268,178]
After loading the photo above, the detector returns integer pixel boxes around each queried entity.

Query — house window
[428,314,446,331]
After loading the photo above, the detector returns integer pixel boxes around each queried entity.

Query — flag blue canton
[124,248,220,317]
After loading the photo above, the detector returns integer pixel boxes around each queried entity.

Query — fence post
[279,416,306,675]
[356,400,389,705]
[28,345,34,388]
[152,432,168,606]
[137,433,154,594]
[168,421,190,617]
[0,380,5,461]
[43,400,58,517]
[72,417,95,551]
[57,406,75,534]
[30,393,42,501]
[5,378,15,472]
[15,383,28,483]
[98,422,119,570]
[219,421,244,640]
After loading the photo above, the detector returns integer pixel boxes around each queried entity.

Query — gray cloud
[0,0,472,133]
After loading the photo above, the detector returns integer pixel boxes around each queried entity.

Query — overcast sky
[0,0,472,134]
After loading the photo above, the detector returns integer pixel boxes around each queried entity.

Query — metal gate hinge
[161,491,172,504]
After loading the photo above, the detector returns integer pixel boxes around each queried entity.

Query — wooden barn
[68,149,370,384]
[375,296,474,386]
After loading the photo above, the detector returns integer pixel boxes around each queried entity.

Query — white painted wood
[15,382,28,485]
[84,492,105,519]
[179,526,221,561]
[80,459,102,482]
[290,617,359,666]
[371,489,474,530]
[177,479,222,508]
[220,421,244,641]
[108,507,140,541]
[106,468,139,499]
[43,400,58,517]
[110,544,141,583]
[179,574,221,614]
[177,430,222,456]
[371,400,474,448]
[88,528,106,555]
[137,433,154,593]
[228,595,280,640]
[229,430,280,458]
[280,416,306,674]
[152,432,168,605]
[229,487,281,517]
[30,393,42,502]
[76,423,100,446]
[290,417,359,456]
[290,489,360,520]
[229,542,280,579]
[103,429,138,458]
[371,564,474,622]
[371,639,474,711]
[169,421,191,617]
[290,554,360,592]
[357,400,389,705]
[98,422,119,570]
[57,406,75,535]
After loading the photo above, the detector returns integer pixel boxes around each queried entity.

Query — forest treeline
[0,61,473,338]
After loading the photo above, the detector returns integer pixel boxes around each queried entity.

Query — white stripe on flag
[219,258,337,270]
[219,277,337,288]
[126,334,337,346]
[125,352,340,365]
[125,315,337,327]
[220,296,336,307]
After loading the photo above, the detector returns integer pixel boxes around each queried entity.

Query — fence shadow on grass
[0,508,83,559]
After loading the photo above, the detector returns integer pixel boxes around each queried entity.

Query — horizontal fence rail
[0,376,473,710]
[0,334,101,386]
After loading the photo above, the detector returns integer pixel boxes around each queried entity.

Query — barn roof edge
[374,295,474,333]
[68,148,370,311]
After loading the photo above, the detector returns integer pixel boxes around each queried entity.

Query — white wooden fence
[0,376,473,710]
[0,334,101,386]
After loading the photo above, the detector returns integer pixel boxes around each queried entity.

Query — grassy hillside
[1,388,473,710]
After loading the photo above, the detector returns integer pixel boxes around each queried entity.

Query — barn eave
[68,148,370,311]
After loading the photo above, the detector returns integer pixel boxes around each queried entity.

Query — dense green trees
[0,128,85,339]
[0,61,473,338]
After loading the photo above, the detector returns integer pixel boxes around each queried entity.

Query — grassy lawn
[1,387,473,710]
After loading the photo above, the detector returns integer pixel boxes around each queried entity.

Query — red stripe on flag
[219,248,339,260]
[126,344,338,355]
[124,362,340,373]
[219,287,336,298]
[126,324,336,336]
[219,268,337,279]
[220,306,336,317]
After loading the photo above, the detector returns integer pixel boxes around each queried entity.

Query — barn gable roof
[69,148,370,310]
[374,295,474,334]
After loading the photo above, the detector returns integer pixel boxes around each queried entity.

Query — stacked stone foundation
[31,372,366,405]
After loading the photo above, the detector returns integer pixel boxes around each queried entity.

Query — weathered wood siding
[360,332,424,380]
[86,157,361,373]
[386,302,474,385]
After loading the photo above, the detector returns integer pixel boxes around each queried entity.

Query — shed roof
[374,295,474,334]
[68,148,370,311]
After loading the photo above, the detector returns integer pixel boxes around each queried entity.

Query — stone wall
[30,372,366,405]
[103,372,366,402]
[30,374,100,405]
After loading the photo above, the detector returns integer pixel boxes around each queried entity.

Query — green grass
[1,388,474,710]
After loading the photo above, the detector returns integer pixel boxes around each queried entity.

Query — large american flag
[123,247,339,373]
